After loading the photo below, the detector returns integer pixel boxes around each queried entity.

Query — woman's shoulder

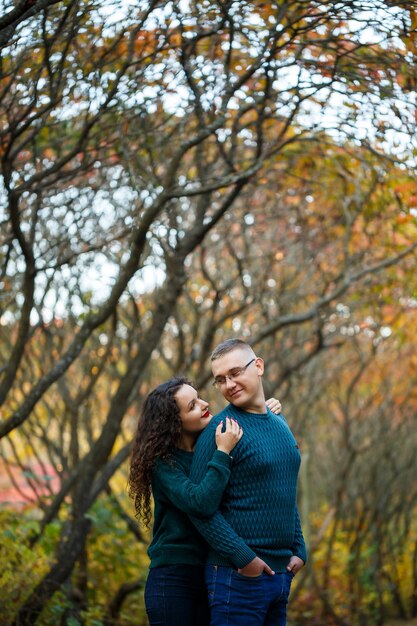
[155,449,193,473]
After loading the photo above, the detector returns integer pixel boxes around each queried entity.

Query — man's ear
[255,357,265,376]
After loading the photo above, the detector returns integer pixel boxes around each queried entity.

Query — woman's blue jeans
[145,564,210,626]
[205,565,294,626]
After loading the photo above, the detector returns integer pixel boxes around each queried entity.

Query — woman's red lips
[202,409,210,419]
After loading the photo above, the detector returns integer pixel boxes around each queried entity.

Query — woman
[128,377,281,626]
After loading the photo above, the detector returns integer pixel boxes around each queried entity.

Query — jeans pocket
[231,569,264,580]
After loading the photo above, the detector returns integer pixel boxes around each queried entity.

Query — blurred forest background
[1,1,417,625]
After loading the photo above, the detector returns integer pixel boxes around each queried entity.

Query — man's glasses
[212,358,256,388]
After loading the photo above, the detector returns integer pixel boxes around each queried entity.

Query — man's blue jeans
[145,564,210,626]
[205,565,294,626]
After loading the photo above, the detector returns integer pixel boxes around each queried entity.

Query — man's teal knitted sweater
[189,404,307,572]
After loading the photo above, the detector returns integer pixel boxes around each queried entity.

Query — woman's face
[174,384,212,437]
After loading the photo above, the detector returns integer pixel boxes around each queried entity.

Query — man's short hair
[210,338,255,361]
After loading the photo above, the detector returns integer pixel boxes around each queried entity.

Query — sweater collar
[226,403,271,419]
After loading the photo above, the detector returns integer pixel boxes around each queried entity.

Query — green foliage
[86,497,148,604]
[0,510,59,622]
[0,498,149,625]
[289,513,417,626]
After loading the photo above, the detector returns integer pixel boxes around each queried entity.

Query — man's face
[211,349,264,410]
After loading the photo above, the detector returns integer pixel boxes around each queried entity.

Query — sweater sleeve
[290,507,307,564]
[190,510,257,568]
[154,449,231,518]
[189,420,256,569]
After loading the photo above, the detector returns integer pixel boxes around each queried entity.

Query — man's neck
[233,395,267,414]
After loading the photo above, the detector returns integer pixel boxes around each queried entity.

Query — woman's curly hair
[128,376,192,527]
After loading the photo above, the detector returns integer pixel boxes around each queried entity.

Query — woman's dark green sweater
[148,448,231,568]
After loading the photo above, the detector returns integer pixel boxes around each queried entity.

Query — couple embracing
[129,338,306,626]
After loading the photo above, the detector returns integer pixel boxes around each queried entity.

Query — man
[189,338,306,626]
